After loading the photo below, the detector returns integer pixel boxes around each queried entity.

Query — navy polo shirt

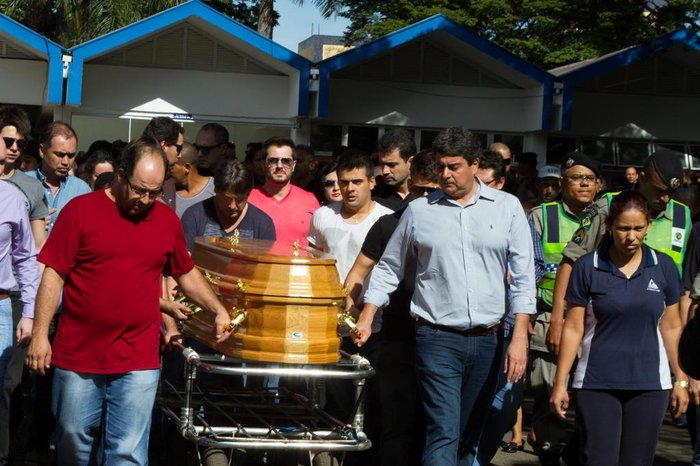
[566,243,683,390]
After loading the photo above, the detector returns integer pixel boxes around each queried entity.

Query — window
[311,124,343,152]
[690,145,700,170]
[546,136,577,165]
[654,142,688,169]
[617,141,650,167]
[580,139,615,166]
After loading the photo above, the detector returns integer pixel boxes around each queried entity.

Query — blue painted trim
[67,0,311,115]
[560,28,700,130]
[317,14,555,123]
[0,14,65,104]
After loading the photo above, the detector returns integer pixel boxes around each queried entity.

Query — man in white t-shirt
[307,149,391,465]
[308,150,392,282]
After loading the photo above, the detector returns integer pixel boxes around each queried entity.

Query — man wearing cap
[527,152,602,464]
[536,165,562,204]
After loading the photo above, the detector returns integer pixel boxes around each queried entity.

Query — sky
[273,1,350,52]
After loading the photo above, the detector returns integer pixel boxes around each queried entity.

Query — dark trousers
[575,389,669,466]
[414,326,500,466]
[0,294,30,465]
[377,338,424,466]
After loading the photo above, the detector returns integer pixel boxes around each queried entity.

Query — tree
[256,0,341,38]
[337,0,700,68]
[0,0,259,48]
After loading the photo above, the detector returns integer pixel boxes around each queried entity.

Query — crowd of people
[1,105,700,466]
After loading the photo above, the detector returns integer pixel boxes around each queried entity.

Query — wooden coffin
[184,236,344,364]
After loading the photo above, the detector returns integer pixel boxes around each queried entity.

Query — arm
[660,302,690,418]
[550,304,585,418]
[344,252,377,312]
[25,267,64,375]
[505,313,530,383]
[12,204,40,346]
[547,258,573,355]
[174,267,232,342]
[30,218,46,251]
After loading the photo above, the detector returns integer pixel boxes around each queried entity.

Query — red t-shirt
[38,190,194,374]
[247,184,319,248]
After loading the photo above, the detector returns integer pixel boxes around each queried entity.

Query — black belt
[415,317,500,337]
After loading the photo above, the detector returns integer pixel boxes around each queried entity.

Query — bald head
[489,142,512,173]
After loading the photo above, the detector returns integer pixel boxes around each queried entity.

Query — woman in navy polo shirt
[550,190,689,465]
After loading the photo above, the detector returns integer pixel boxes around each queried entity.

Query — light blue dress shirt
[27,168,91,235]
[364,180,536,330]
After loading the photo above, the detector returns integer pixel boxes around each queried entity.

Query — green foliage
[0,0,260,47]
[337,0,700,67]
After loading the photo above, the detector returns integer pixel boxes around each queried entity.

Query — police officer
[528,152,602,465]
[548,149,691,358]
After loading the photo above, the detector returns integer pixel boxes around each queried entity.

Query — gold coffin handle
[173,288,202,315]
[224,307,247,333]
[337,310,363,339]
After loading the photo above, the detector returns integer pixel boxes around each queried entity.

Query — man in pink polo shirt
[247,136,319,248]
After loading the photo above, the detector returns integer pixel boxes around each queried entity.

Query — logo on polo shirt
[647,279,660,292]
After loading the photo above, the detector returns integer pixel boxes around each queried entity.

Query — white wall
[571,91,700,141]
[325,79,545,132]
[78,64,299,123]
[0,59,49,106]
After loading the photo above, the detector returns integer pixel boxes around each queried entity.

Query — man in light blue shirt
[27,122,90,236]
[352,127,536,466]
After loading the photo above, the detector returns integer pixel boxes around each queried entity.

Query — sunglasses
[267,157,294,167]
[172,143,183,154]
[194,143,222,156]
[323,179,338,188]
[3,137,27,151]
[410,185,438,196]
[502,158,512,166]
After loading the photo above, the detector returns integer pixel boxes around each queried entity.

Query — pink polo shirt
[247,184,320,248]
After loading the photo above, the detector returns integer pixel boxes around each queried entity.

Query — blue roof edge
[66,0,311,115]
[317,14,555,127]
[560,28,700,130]
[0,13,65,104]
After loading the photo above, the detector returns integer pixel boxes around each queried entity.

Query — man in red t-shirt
[247,136,319,248]
[26,137,232,466]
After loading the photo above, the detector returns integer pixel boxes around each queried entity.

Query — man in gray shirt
[353,127,536,466]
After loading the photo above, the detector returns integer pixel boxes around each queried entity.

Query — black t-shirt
[361,207,415,341]
[372,183,407,212]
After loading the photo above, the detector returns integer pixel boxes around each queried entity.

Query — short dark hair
[119,137,167,180]
[214,159,253,195]
[39,121,78,149]
[295,144,315,160]
[478,150,506,180]
[199,123,229,145]
[377,129,416,160]
[320,160,339,179]
[263,136,296,159]
[142,117,182,145]
[410,149,437,182]
[178,142,199,165]
[0,105,31,137]
[336,149,373,179]
[432,127,481,164]
[85,150,114,178]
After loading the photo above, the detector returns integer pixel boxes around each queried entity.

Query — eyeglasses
[194,143,222,156]
[127,179,162,200]
[323,179,338,188]
[171,143,183,154]
[481,178,498,187]
[566,174,597,183]
[410,185,438,196]
[502,158,512,166]
[267,157,294,167]
[2,137,27,151]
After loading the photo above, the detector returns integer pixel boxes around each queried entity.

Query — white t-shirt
[308,201,393,283]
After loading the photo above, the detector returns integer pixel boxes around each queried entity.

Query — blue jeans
[52,368,159,466]
[0,299,12,384]
[414,326,500,466]
[471,336,524,466]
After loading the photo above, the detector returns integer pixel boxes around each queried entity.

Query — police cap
[647,149,683,190]
[562,151,601,179]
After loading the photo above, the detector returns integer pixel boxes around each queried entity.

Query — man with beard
[247,136,319,247]
[181,159,276,249]
[373,129,415,211]
[26,137,233,466]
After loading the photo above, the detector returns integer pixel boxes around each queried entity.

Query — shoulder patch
[579,205,599,231]
[572,227,586,245]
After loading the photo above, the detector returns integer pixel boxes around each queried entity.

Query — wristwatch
[675,380,689,389]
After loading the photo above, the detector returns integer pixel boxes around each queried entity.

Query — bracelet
[674,380,689,389]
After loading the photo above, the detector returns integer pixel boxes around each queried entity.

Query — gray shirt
[175,177,216,218]
[3,170,50,221]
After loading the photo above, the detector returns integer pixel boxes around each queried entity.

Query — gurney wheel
[201,447,229,466]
